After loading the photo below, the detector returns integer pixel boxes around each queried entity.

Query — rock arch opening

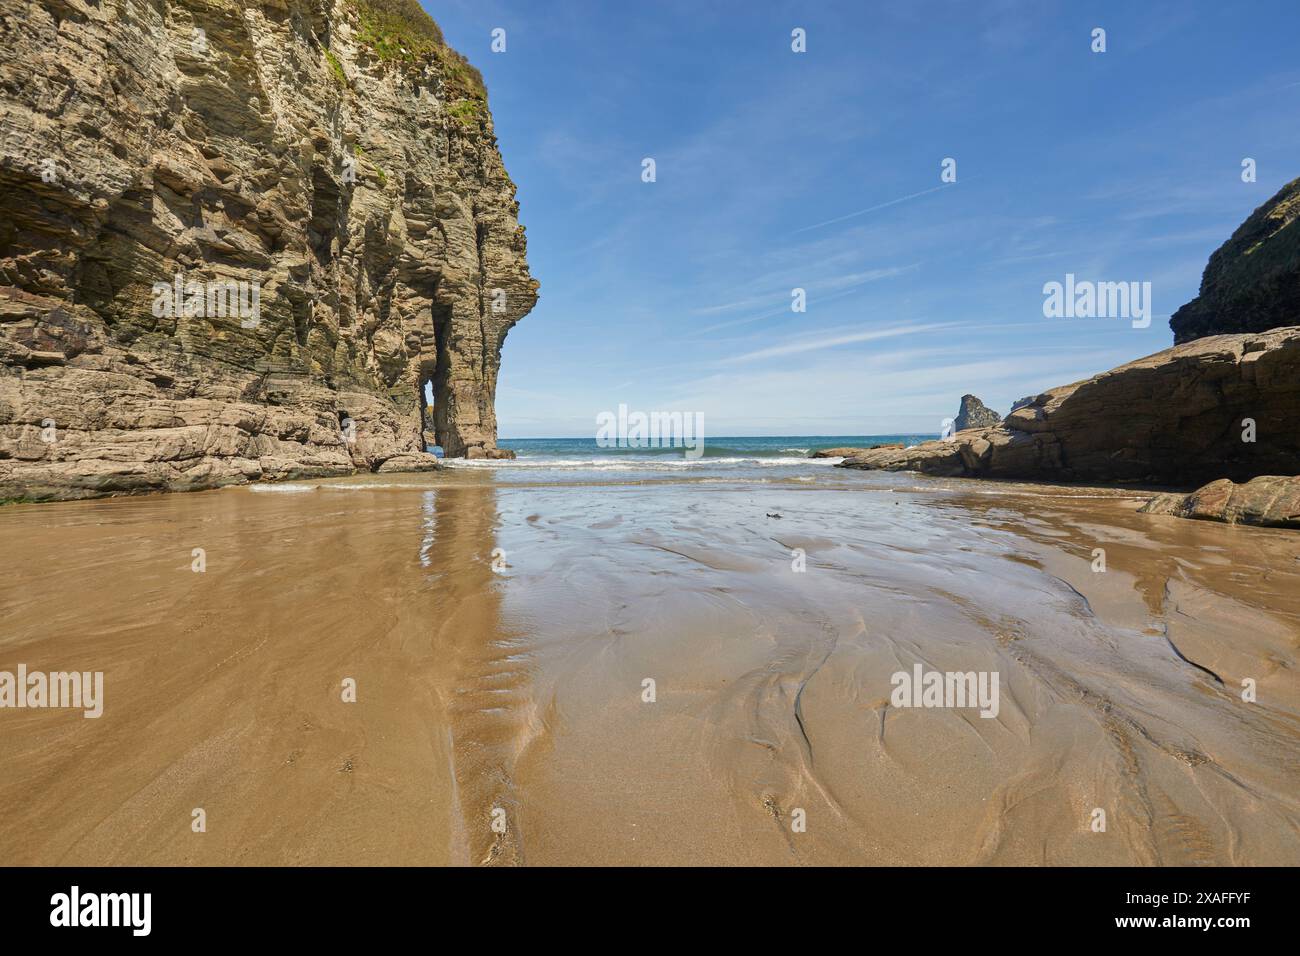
[418,359,439,454]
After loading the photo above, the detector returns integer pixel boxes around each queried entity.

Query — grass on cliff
[447,98,482,126]
[350,0,486,100]
[324,48,348,87]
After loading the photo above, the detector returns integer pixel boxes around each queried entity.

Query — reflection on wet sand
[0,471,1297,865]
[0,482,520,864]
[422,485,532,865]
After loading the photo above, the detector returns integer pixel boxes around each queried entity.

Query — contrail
[794,182,956,235]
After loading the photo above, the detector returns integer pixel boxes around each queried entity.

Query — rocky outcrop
[839,175,1300,520]
[1140,476,1300,529]
[953,394,1000,431]
[809,444,901,459]
[0,0,536,499]
[1170,177,1300,343]
[840,440,969,477]
[840,327,1300,485]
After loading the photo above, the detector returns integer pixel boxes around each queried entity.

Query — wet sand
[1,470,1298,865]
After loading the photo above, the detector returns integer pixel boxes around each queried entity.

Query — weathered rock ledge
[839,327,1300,486]
[0,0,536,500]
[1140,475,1300,529]
[809,444,901,459]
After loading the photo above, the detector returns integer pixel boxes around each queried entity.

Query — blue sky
[424,0,1300,437]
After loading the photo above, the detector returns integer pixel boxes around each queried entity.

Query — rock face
[953,394,1000,431]
[1140,476,1300,529]
[0,0,536,499]
[840,328,1300,485]
[1170,177,1300,343]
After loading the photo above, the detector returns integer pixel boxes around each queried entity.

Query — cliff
[1170,177,1300,343]
[0,0,537,500]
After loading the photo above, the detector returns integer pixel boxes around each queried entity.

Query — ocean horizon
[436,434,934,460]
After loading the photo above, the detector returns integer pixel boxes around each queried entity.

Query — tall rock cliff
[1170,176,1299,343]
[0,0,537,499]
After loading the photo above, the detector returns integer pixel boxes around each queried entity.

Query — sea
[434,435,934,482]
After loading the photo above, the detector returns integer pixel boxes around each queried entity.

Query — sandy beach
[2,467,1297,866]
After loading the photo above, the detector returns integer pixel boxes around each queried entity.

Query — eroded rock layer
[0,0,537,499]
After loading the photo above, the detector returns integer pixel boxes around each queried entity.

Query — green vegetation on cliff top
[350,0,485,101]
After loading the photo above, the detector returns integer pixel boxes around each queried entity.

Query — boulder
[375,454,443,474]
[1140,476,1300,529]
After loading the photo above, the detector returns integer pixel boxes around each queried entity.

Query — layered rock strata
[0,0,536,500]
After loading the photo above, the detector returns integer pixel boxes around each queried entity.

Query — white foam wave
[442,456,840,471]
[248,482,427,493]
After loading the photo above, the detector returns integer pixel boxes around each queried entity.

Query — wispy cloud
[694,264,919,316]
[691,265,922,334]
[793,183,957,235]
[719,322,957,364]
